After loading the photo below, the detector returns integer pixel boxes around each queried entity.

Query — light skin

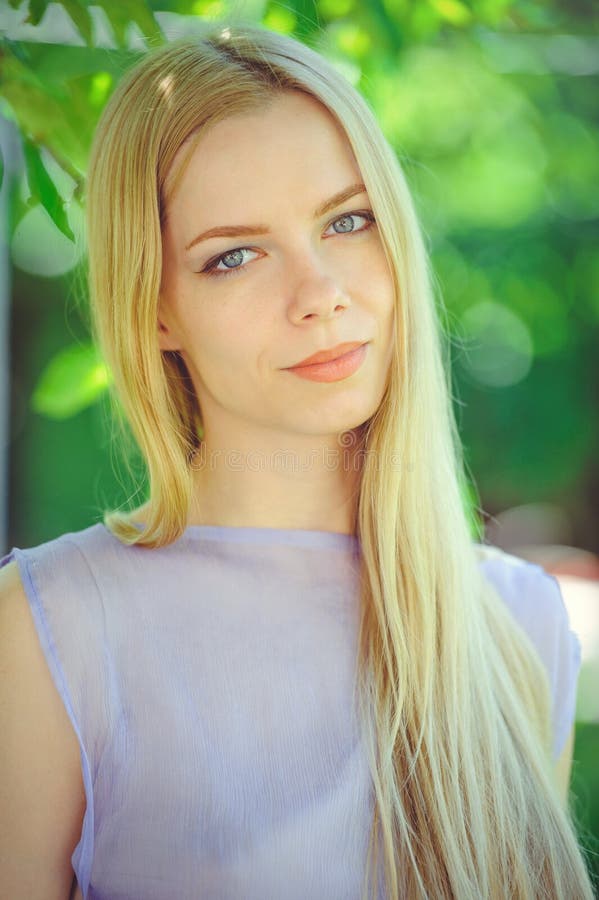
[157,90,395,534]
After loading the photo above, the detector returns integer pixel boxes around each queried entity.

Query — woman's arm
[0,561,85,900]
[69,877,83,900]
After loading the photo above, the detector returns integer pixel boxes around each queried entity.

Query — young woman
[1,21,594,900]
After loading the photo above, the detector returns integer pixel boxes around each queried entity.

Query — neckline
[183,524,359,551]
[131,521,360,551]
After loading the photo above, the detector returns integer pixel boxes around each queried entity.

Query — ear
[157,310,182,352]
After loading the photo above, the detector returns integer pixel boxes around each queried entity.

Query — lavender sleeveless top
[1,524,582,900]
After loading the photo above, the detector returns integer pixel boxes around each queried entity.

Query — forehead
[164,92,361,223]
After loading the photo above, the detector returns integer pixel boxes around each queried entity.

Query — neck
[185,429,365,535]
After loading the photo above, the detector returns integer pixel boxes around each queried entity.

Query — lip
[287,341,367,368]
[284,342,369,383]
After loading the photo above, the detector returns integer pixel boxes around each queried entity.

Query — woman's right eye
[200,247,260,279]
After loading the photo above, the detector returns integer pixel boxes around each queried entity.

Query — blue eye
[325,211,375,236]
[200,210,376,279]
[202,247,259,278]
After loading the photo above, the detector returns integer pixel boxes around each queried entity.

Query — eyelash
[199,210,377,279]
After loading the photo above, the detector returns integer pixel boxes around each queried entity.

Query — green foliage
[31,341,110,419]
[22,136,74,241]
[93,0,166,46]
[463,477,486,542]
[55,0,95,45]
[572,722,599,887]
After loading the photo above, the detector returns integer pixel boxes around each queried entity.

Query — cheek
[363,258,395,315]
[357,238,393,291]
[184,312,259,376]
[373,245,394,288]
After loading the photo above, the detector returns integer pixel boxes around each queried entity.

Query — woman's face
[159,90,395,445]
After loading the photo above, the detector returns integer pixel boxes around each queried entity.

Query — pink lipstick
[285,342,368,383]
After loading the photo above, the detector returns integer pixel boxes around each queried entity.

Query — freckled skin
[157,91,396,533]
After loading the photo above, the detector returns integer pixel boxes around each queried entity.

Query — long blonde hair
[84,21,595,899]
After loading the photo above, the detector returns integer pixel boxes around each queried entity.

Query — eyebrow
[184,182,368,253]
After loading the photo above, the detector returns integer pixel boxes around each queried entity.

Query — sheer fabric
[1,525,581,900]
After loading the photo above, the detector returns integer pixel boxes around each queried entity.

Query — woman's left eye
[200,209,377,279]
[324,210,376,237]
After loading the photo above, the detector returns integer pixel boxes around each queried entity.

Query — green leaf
[1,40,68,102]
[0,51,91,179]
[0,97,17,123]
[263,5,297,33]
[55,0,94,45]
[25,0,51,26]
[430,0,472,26]
[94,0,165,48]
[24,44,137,82]
[22,137,75,242]
[1,36,33,67]
[31,343,111,420]
[0,147,3,193]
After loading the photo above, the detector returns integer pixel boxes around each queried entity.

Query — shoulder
[1,521,130,590]
[474,541,570,633]
[473,541,577,657]
[0,554,81,723]
[0,522,123,688]
[474,541,582,760]
[0,520,113,616]
[0,558,36,648]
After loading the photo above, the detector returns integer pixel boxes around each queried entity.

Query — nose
[287,268,351,323]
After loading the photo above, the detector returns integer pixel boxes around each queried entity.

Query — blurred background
[1,0,598,887]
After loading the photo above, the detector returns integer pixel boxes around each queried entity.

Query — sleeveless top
[1,524,582,900]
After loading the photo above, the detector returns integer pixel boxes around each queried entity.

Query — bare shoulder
[0,559,86,899]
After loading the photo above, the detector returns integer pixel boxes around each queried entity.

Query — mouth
[286,341,368,369]
[284,342,369,383]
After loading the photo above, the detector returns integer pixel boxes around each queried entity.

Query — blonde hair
[84,22,595,899]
